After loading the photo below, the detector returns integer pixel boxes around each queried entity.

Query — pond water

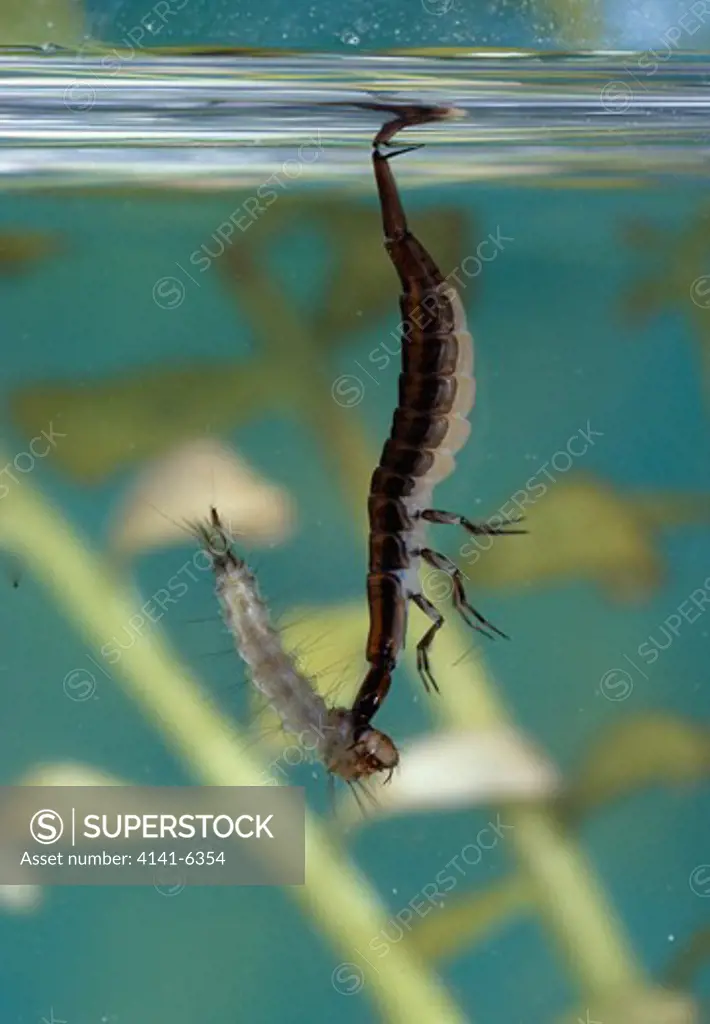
[0,47,708,1024]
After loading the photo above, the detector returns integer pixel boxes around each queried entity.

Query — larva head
[324,708,399,783]
[352,724,400,782]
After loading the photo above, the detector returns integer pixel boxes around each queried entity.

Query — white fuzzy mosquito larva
[197,507,399,786]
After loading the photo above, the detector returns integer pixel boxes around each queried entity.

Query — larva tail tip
[440,105,466,121]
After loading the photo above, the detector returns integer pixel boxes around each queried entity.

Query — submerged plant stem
[242,265,652,1002]
[0,474,468,1024]
[319,397,648,999]
[408,876,533,962]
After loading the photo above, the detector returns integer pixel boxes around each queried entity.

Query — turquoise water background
[86,0,710,51]
[0,1,709,1021]
[0,172,708,1023]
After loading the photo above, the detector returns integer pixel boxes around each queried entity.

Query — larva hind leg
[379,142,424,161]
[420,508,526,536]
[419,548,508,640]
[410,592,444,694]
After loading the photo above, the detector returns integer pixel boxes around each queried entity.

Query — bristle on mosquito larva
[109,438,295,556]
[200,507,399,787]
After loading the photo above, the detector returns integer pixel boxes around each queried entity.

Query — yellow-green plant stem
[409,876,533,962]
[333,424,646,1000]
[505,803,644,995]
[228,255,375,528]
[0,474,468,1024]
[236,256,650,1002]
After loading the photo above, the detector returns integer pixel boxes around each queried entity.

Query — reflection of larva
[197,507,399,787]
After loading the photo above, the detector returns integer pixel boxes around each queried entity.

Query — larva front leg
[420,508,527,536]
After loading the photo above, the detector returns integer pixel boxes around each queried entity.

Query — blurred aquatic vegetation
[18,761,127,788]
[108,437,295,556]
[558,987,698,1024]
[360,707,709,1009]
[453,473,710,602]
[183,204,701,1020]
[621,207,710,404]
[0,0,83,46]
[0,231,62,275]
[0,882,42,915]
[227,197,470,346]
[402,710,709,963]
[10,361,273,482]
[8,198,466,484]
[4,466,702,1019]
[564,711,710,819]
[4,183,705,1019]
[664,927,710,990]
[214,245,700,1018]
[0,467,468,1024]
[200,195,465,328]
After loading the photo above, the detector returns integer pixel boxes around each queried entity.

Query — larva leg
[380,143,424,161]
[420,508,527,535]
[419,548,508,640]
[410,592,444,694]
